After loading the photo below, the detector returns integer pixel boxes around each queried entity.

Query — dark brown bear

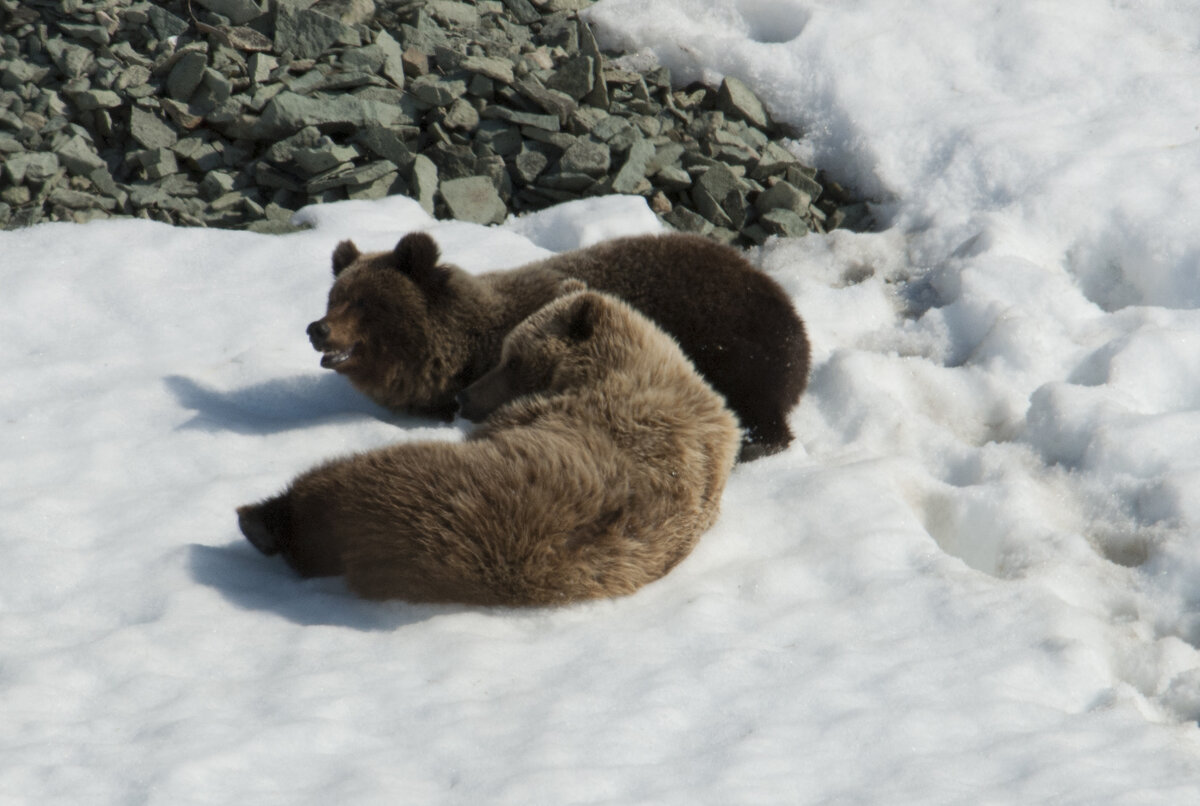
[306,231,808,460]
[239,289,741,605]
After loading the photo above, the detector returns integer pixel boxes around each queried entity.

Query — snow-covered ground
[4,0,1200,802]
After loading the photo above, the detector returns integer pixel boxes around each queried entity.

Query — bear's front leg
[237,492,345,578]
[237,494,291,556]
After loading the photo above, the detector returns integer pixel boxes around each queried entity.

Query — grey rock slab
[577,20,609,109]
[502,0,541,24]
[610,139,656,194]
[1,60,50,90]
[410,74,468,107]
[292,142,359,174]
[512,145,550,186]
[167,51,209,103]
[146,6,190,39]
[137,148,179,180]
[461,55,515,85]
[5,152,60,185]
[375,29,406,88]
[275,6,356,60]
[559,139,610,176]
[515,78,576,123]
[129,107,178,150]
[545,56,594,101]
[692,163,748,228]
[356,126,415,167]
[410,153,439,214]
[55,134,107,176]
[754,179,812,216]
[440,175,506,225]
[759,208,809,238]
[71,90,122,111]
[474,120,523,157]
[311,0,376,26]
[193,0,267,25]
[44,38,94,79]
[663,205,713,235]
[715,76,769,129]
[482,106,560,132]
[199,171,237,201]
[426,0,480,28]
[652,165,692,192]
[442,97,480,131]
[254,92,411,138]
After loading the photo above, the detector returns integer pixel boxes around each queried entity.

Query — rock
[512,144,550,185]
[193,0,267,25]
[71,90,122,112]
[692,163,748,229]
[146,6,191,39]
[200,171,237,201]
[442,98,480,131]
[130,108,178,151]
[375,29,406,88]
[276,5,357,60]
[609,139,656,194]
[426,1,480,28]
[514,78,577,123]
[715,76,769,129]
[293,140,360,174]
[5,152,60,185]
[559,139,610,176]
[44,39,94,79]
[255,92,412,138]
[545,56,593,101]
[410,153,439,215]
[410,75,468,107]
[754,179,811,216]
[167,51,210,103]
[759,208,809,238]
[440,175,506,225]
[461,55,515,85]
[482,106,560,132]
[137,148,179,180]
[311,0,376,26]
[356,126,415,167]
[54,135,107,176]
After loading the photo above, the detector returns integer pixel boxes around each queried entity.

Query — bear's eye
[504,355,522,373]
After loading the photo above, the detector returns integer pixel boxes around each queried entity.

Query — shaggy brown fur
[241,290,742,605]
[307,231,809,459]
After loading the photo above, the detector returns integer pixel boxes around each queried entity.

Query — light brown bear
[306,231,808,460]
[239,288,741,605]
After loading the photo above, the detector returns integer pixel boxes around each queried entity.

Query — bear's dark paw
[237,497,291,556]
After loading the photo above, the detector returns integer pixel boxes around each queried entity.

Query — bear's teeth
[321,347,353,368]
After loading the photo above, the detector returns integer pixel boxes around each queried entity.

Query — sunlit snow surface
[4,0,1200,801]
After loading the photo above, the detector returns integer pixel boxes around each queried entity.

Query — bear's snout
[307,320,330,348]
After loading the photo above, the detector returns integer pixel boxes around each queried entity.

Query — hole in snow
[737,0,810,43]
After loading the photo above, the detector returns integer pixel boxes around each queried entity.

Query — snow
[4,0,1200,801]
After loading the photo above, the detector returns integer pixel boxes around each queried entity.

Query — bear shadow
[187,542,458,630]
[164,373,407,434]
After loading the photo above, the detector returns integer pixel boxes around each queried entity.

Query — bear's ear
[392,232,448,294]
[557,278,587,296]
[565,294,600,342]
[331,240,360,276]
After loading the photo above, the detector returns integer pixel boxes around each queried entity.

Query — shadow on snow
[187,542,454,630]
[163,372,403,434]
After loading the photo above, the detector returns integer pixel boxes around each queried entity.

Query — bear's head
[457,285,633,422]
[307,232,484,420]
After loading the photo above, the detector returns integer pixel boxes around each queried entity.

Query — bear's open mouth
[320,345,355,368]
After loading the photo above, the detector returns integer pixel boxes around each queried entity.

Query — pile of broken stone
[0,0,867,242]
